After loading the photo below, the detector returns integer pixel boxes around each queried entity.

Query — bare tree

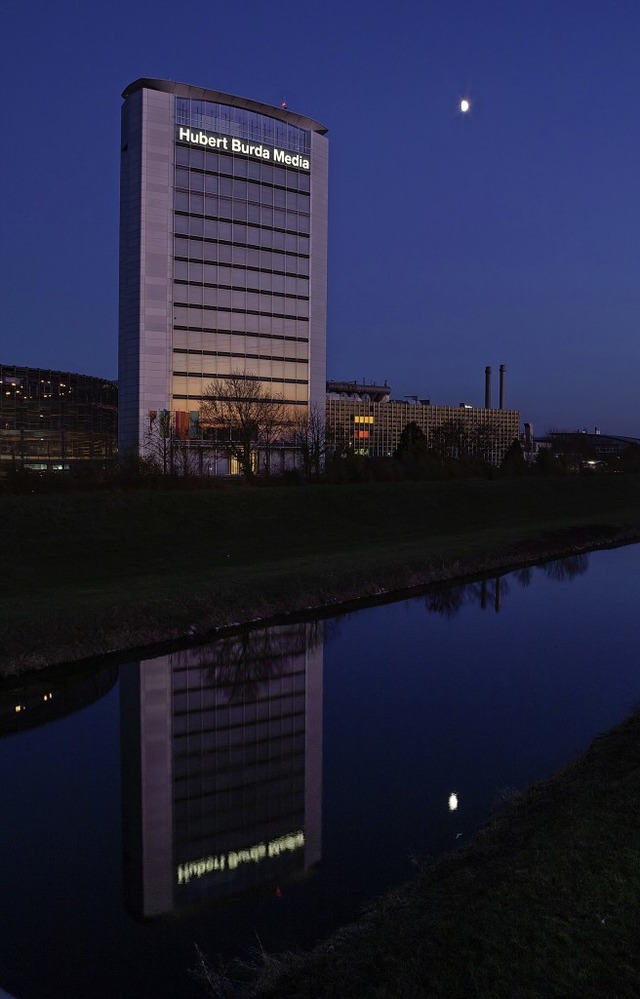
[428,419,471,462]
[259,394,289,476]
[289,404,328,478]
[472,418,501,464]
[143,409,207,476]
[428,418,501,464]
[200,372,287,481]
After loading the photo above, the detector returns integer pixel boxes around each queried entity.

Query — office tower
[119,79,328,462]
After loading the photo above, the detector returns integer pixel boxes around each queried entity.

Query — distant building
[326,380,520,465]
[0,365,117,476]
[540,429,640,468]
[552,430,640,457]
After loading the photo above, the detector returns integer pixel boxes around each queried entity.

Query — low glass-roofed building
[0,365,117,475]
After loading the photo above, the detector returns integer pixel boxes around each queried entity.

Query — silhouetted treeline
[2,428,638,493]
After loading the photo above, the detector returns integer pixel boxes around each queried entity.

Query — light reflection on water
[1,544,639,998]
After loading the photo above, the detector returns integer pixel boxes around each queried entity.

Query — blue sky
[2,0,639,435]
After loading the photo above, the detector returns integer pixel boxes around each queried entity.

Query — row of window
[174,237,309,273]
[174,264,309,296]
[175,169,310,212]
[171,644,308,695]
[173,387,309,405]
[176,98,311,155]
[175,215,310,253]
[174,278,308,304]
[173,303,309,327]
[174,369,308,387]
[175,140,311,186]
[174,776,305,811]
[0,371,116,406]
[173,711,306,745]
[171,657,306,686]
[0,431,115,458]
[173,370,308,394]
[173,324,309,346]
[174,802,305,844]
[175,197,310,234]
[171,693,307,723]
[174,346,307,366]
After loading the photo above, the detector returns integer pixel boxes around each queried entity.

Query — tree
[394,421,428,466]
[427,417,502,468]
[540,554,589,581]
[143,409,206,476]
[199,372,287,482]
[500,439,527,476]
[289,404,328,479]
[533,445,563,476]
[472,418,502,464]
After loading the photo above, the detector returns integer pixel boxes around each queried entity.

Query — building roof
[121,78,328,135]
[547,432,640,447]
[326,380,391,403]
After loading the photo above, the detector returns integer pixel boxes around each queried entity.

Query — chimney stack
[499,364,506,409]
[485,366,492,409]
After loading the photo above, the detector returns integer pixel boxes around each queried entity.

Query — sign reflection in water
[119,622,323,919]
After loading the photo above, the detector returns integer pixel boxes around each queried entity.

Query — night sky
[3,0,639,436]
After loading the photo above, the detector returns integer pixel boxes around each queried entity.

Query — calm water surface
[2,543,640,998]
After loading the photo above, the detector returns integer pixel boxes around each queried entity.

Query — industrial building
[0,364,117,476]
[326,367,520,466]
[118,78,328,466]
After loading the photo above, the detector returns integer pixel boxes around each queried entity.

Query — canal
[1,542,639,998]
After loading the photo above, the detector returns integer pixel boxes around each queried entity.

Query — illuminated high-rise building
[118,79,328,461]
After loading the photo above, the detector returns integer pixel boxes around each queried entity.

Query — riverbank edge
[229,705,640,999]
[3,521,639,679]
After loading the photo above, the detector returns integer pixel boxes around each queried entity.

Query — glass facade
[0,365,117,474]
[176,98,311,154]
[172,110,311,409]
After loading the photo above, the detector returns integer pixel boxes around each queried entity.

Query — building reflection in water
[0,663,118,737]
[120,622,323,919]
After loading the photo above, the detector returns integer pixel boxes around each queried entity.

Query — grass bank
[2,474,640,675]
[215,706,640,998]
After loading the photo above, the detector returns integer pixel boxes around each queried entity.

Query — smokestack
[485,366,492,409]
[499,364,506,409]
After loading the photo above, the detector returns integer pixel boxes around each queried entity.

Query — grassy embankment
[2,474,640,675]
[222,706,640,999]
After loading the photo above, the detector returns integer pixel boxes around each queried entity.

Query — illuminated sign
[177,830,305,885]
[176,127,310,171]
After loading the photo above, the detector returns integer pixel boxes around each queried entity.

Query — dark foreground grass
[198,708,640,998]
[2,475,640,673]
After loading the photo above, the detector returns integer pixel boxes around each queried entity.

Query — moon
[460,98,470,113]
